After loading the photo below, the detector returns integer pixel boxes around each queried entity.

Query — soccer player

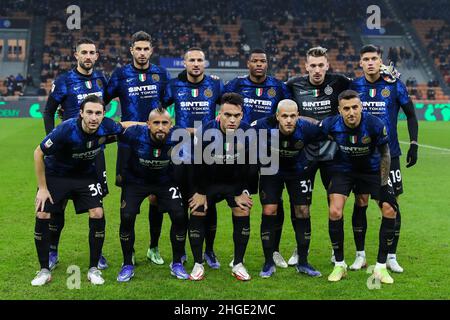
[105,31,171,265]
[251,99,325,278]
[165,47,224,270]
[42,38,109,272]
[187,93,256,281]
[285,46,351,266]
[32,95,132,286]
[320,90,398,284]
[348,45,418,272]
[116,108,189,282]
[224,48,292,268]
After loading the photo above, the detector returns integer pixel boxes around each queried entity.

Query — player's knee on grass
[380,202,397,219]
[88,207,104,219]
[36,212,51,219]
[355,194,369,207]
[262,204,277,216]
[294,205,310,219]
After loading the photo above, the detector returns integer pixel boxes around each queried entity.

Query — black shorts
[115,144,130,187]
[328,171,381,200]
[259,173,312,206]
[390,157,403,196]
[307,160,334,190]
[120,182,184,215]
[42,175,103,214]
[206,184,240,208]
[95,149,108,197]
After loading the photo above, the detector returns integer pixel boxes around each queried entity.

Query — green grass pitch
[0,119,449,300]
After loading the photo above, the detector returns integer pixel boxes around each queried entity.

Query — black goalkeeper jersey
[286,73,351,121]
[286,73,351,161]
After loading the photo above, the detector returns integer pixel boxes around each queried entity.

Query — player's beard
[187,70,204,81]
[134,57,149,67]
[152,131,167,142]
[79,61,93,72]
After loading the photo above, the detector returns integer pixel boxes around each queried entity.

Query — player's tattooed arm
[379,143,391,186]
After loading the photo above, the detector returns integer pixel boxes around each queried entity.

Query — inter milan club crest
[138,74,146,82]
[349,135,357,144]
[191,89,199,98]
[381,88,391,98]
[98,137,106,145]
[268,88,276,97]
[96,79,103,88]
[153,149,161,157]
[204,88,213,98]
[369,88,376,98]
[325,85,333,95]
[294,141,304,150]
[312,89,319,97]
[361,136,371,144]
[85,81,92,89]
[256,88,263,97]
[152,74,160,82]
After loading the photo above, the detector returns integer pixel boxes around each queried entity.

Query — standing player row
[31,31,418,286]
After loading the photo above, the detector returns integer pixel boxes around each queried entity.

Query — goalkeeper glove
[380,62,401,83]
[406,143,418,168]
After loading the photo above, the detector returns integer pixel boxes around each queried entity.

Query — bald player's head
[147,107,172,142]
[276,99,299,135]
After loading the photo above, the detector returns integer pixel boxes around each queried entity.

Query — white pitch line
[399,141,450,152]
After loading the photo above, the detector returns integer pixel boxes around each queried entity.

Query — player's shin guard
[377,216,396,264]
[149,204,163,249]
[188,215,206,264]
[119,212,136,265]
[273,199,284,252]
[352,204,367,252]
[232,215,250,265]
[205,205,217,253]
[170,220,187,264]
[89,217,105,268]
[49,213,64,252]
[329,218,344,262]
[261,214,276,265]
[295,217,311,265]
[34,218,50,269]
[389,209,401,254]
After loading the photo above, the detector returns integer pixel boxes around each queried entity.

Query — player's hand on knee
[378,185,398,213]
[235,192,253,210]
[35,188,54,213]
[406,143,418,168]
[189,193,207,212]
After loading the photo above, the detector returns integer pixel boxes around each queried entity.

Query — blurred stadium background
[0,0,448,120]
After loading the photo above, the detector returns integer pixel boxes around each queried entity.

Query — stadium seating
[0,0,448,100]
